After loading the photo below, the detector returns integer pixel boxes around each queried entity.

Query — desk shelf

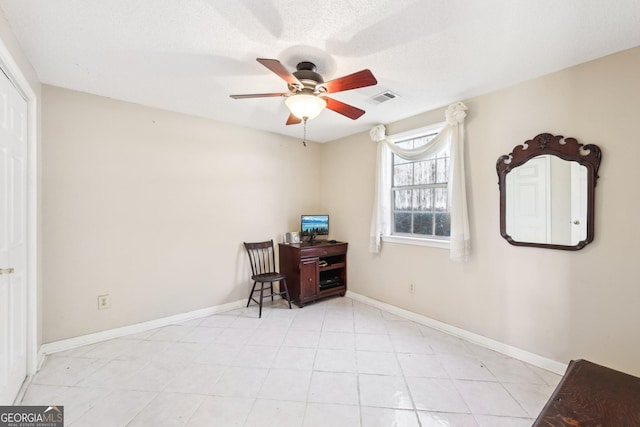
[320,262,345,272]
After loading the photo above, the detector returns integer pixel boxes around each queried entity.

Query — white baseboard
[38,299,246,359]
[346,290,567,375]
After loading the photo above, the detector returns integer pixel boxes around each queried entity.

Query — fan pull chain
[302,117,308,147]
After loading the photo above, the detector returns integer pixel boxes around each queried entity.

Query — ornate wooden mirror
[496,133,601,250]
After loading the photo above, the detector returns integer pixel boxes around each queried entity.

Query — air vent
[371,90,399,104]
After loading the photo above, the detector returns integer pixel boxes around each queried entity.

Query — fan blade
[322,97,365,120]
[257,58,302,87]
[321,69,377,94]
[229,93,286,99]
[286,114,302,126]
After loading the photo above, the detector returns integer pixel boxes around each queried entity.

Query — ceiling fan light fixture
[285,93,327,120]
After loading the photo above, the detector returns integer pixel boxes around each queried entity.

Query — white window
[383,124,450,248]
[370,103,469,258]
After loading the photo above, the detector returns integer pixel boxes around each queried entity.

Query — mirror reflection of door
[570,162,588,244]
[506,155,588,246]
[506,156,551,244]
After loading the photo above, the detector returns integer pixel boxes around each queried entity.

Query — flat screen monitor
[301,215,329,242]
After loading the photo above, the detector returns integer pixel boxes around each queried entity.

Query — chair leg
[281,278,292,309]
[258,281,265,318]
[270,282,275,301]
[247,281,258,307]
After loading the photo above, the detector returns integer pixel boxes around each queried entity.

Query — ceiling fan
[230,58,378,126]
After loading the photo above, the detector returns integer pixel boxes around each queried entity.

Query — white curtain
[368,102,470,261]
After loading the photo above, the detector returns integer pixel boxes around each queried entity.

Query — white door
[506,156,551,244]
[570,162,588,244]
[0,68,28,405]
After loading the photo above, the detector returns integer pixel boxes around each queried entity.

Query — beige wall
[321,46,640,376]
[42,86,322,342]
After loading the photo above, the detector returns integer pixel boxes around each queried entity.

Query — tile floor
[20,296,561,426]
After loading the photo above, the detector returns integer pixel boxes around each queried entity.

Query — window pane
[435,212,451,236]
[394,189,411,210]
[436,156,448,183]
[394,212,411,233]
[434,188,448,210]
[393,163,413,186]
[414,212,433,235]
[414,160,435,185]
[412,188,433,210]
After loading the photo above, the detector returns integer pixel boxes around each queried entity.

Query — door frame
[0,38,39,382]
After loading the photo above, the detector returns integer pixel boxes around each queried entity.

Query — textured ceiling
[1,0,639,142]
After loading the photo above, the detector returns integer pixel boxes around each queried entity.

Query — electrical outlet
[98,294,111,309]
[409,283,416,294]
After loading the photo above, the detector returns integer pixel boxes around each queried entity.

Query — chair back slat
[244,240,277,276]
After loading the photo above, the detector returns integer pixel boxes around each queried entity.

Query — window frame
[382,122,450,249]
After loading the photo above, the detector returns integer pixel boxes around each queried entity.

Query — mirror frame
[496,133,602,250]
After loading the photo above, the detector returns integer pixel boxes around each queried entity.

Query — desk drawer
[300,243,347,258]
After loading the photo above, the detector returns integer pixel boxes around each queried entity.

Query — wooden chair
[243,240,292,318]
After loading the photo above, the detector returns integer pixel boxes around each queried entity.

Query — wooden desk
[278,241,347,307]
[533,359,640,426]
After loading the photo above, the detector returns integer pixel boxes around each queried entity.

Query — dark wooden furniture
[533,359,640,426]
[278,241,347,307]
[243,240,292,318]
